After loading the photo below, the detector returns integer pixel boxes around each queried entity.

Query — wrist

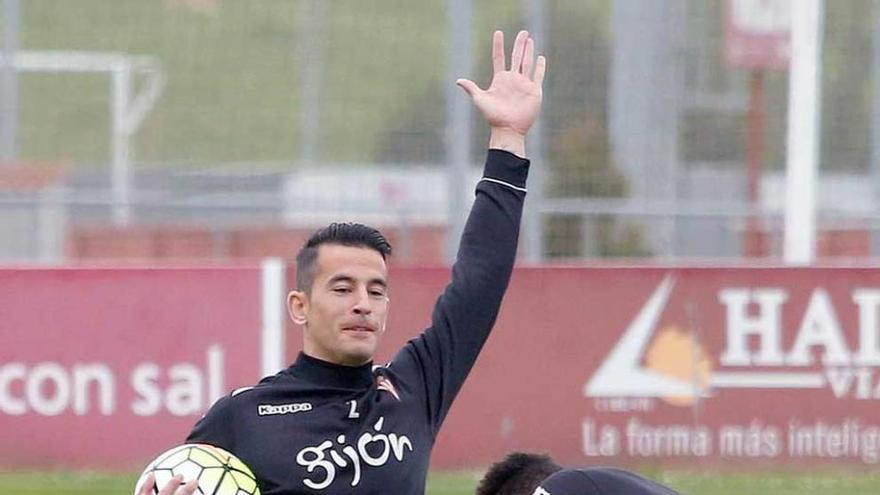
[488,127,526,158]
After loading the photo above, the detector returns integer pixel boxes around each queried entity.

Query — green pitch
[2,470,880,495]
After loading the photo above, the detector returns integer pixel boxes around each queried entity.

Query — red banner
[4,265,880,470]
[430,267,880,469]
[0,267,263,468]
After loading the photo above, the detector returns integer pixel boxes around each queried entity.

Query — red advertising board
[0,267,264,468]
[429,267,880,469]
[724,0,791,70]
[4,265,880,470]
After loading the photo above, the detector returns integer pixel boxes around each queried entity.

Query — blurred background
[2,0,876,266]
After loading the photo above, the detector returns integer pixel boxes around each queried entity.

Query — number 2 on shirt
[347,399,360,419]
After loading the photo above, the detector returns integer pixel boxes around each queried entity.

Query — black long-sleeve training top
[187,149,529,494]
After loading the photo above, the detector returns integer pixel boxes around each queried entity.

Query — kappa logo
[258,402,313,416]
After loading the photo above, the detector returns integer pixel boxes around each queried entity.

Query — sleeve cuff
[484,149,530,189]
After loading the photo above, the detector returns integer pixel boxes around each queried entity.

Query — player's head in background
[287,222,393,367]
[477,452,681,495]
[534,467,681,495]
[476,452,562,495]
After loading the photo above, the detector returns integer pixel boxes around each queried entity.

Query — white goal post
[0,50,166,225]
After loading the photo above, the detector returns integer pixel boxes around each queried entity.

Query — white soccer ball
[134,443,260,495]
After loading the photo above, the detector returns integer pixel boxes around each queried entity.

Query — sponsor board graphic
[576,270,880,466]
[585,274,880,405]
[0,268,265,468]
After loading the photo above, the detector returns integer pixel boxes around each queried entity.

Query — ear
[287,290,309,326]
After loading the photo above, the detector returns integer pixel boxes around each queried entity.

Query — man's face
[289,244,389,366]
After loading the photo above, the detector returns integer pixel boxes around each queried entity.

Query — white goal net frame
[0,50,166,225]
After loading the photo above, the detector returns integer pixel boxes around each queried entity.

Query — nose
[352,287,372,316]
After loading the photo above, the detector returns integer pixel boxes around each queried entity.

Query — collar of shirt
[287,352,374,389]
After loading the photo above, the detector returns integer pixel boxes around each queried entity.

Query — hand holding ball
[134,444,260,495]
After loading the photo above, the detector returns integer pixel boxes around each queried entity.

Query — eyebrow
[327,274,388,288]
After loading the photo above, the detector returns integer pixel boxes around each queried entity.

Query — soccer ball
[134,444,260,495]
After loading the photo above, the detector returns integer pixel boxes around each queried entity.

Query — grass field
[2,469,880,495]
[19,0,525,164]
[20,0,601,166]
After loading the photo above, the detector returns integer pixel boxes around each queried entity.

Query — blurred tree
[547,112,650,258]
[820,0,873,171]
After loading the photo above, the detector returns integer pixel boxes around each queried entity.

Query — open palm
[457,30,546,136]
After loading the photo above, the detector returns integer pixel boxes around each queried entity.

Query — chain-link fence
[0,0,877,263]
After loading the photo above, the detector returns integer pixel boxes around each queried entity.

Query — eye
[369,289,386,298]
[332,286,352,294]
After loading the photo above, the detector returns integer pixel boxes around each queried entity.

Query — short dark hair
[476,452,563,495]
[295,222,392,293]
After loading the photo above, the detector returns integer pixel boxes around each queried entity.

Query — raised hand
[456,30,546,156]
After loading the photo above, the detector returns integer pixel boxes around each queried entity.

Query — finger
[138,473,156,495]
[510,30,529,73]
[158,475,183,495]
[491,30,505,73]
[456,78,481,98]
[180,479,199,495]
[521,37,535,76]
[533,55,547,86]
